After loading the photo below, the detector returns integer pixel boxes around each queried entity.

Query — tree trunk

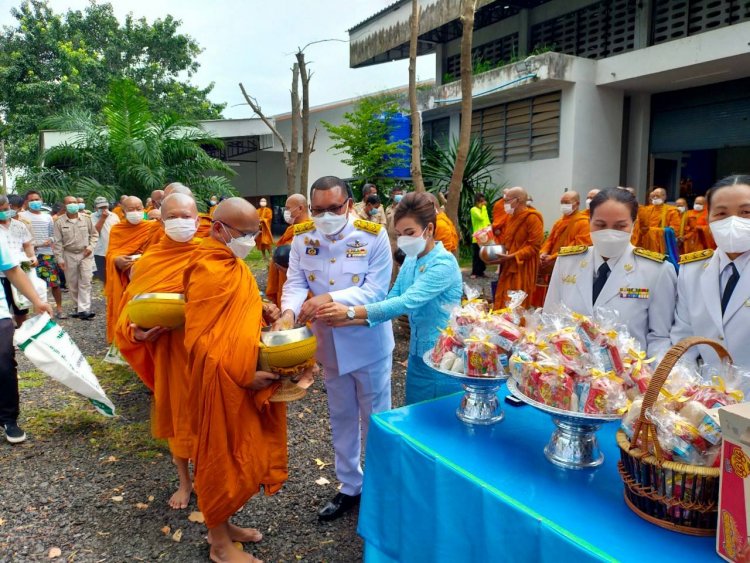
[0,140,6,194]
[289,62,301,196]
[445,0,477,230]
[408,0,426,193]
[296,51,312,194]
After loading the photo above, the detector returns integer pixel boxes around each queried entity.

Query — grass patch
[18,370,46,390]
[244,248,268,272]
[23,402,107,436]
[87,356,141,393]
[458,245,472,269]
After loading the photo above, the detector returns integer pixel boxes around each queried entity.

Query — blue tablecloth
[357,392,718,562]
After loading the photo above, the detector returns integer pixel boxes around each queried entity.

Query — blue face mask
[394,194,403,203]
[66,203,80,214]
[29,201,43,211]
[78,203,85,210]
[0,210,12,221]
[369,208,379,216]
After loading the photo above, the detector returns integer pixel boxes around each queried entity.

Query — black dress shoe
[80,312,96,320]
[318,492,361,521]
[70,312,82,319]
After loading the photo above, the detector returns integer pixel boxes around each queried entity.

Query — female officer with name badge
[544,188,677,359]
[671,175,750,370]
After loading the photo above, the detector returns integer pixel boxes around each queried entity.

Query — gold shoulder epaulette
[679,249,714,265]
[634,247,666,263]
[558,245,588,256]
[293,221,315,236]
[353,219,382,235]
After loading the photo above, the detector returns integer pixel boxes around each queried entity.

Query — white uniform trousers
[323,353,392,496]
[63,251,94,313]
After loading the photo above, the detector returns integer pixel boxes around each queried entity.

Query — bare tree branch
[289,63,301,195]
[296,51,313,193]
[408,0,426,192]
[238,82,289,156]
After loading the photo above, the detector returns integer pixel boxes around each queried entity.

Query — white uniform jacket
[544,244,677,359]
[671,249,750,370]
[281,218,395,374]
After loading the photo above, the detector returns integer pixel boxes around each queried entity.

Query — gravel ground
[0,259,493,563]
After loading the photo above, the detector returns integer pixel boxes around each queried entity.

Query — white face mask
[283,209,294,225]
[585,198,592,210]
[504,203,514,215]
[126,211,143,225]
[313,207,349,236]
[652,198,664,206]
[560,203,574,216]
[164,218,198,243]
[590,229,632,259]
[709,216,750,254]
[397,228,428,257]
[259,200,267,207]
[694,204,704,212]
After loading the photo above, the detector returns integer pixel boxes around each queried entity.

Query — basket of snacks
[616,336,745,536]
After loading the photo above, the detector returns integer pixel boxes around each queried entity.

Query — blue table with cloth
[357,392,718,562]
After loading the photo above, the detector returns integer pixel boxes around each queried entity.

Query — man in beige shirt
[53,196,98,320]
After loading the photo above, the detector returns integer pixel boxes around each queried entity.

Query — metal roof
[348,0,408,33]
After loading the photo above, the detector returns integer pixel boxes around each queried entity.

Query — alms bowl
[127,293,185,329]
[259,325,317,372]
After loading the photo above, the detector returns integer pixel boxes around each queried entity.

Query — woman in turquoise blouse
[317,192,463,404]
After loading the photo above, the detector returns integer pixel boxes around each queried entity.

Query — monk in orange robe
[184,197,303,562]
[632,187,680,253]
[436,211,459,253]
[581,188,600,220]
[689,195,715,250]
[490,187,544,309]
[114,194,200,509]
[105,196,160,343]
[256,197,273,260]
[531,190,591,307]
[144,189,164,214]
[266,194,308,307]
[113,195,128,220]
[491,188,510,241]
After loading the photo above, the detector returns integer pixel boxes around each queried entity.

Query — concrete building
[349,0,750,223]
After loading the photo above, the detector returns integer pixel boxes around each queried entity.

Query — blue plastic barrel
[378,112,411,179]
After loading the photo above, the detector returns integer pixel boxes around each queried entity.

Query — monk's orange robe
[492,197,508,241]
[265,224,295,307]
[256,207,273,251]
[531,211,591,307]
[690,208,716,250]
[494,208,544,309]
[435,212,459,253]
[114,206,125,220]
[633,204,680,253]
[114,236,200,459]
[183,237,287,529]
[679,210,701,253]
[197,213,212,238]
[105,220,160,342]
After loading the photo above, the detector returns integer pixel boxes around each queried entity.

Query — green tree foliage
[322,96,407,189]
[0,0,224,168]
[16,79,235,209]
[423,135,501,244]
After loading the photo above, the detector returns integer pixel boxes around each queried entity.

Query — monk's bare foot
[228,523,263,543]
[209,542,262,563]
[167,483,192,509]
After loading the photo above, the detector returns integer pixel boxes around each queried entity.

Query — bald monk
[490,187,544,309]
[531,191,590,307]
[582,188,600,219]
[633,187,680,253]
[113,195,128,220]
[105,196,159,342]
[145,189,164,213]
[184,197,305,562]
[266,194,308,307]
[115,194,201,509]
[256,198,273,260]
[690,195,715,251]
[164,182,212,238]
[491,187,511,241]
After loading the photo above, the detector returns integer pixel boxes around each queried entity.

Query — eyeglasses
[310,200,349,217]
[212,220,259,239]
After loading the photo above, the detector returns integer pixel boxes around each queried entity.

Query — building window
[651,0,750,45]
[530,0,636,60]
[423,117,450,149]
[470,91,561,163]
[444,33,519,80]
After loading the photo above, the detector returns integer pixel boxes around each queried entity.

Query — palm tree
[17,79,235,209]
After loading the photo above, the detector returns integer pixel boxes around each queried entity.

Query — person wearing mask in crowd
[385,186,404,253]
[0,195,36,326]
[671,175,750,369]
[318,192,463,404]
[691,195,715,251]
[582,189,601,219]
[489,187,544,308]
[53,196,98,320]
[276,176,393,521]
[470,193,490,279]
[355,184,386,225]
[113,195,128,220]
[208,195,219,217]
[0,233,54,444]
[266,193,308,307]
[20,191,65,319]
[76,197,90,216]
[544,188,676,358]
[255,197,273,260]
[8,195,26,220]
[531,190,590,307]
[491,187,510,241]
[675,197,694,254]
[633,187,681,253]
[92,197,120,284]
[145,190,164,213]
[356,194,386,227]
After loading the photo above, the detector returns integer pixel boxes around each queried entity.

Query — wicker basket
[616,336,730,536]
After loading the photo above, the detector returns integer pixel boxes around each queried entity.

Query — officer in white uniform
[671,175,750,370]
[544,188,677,359]
[279,176,394,520]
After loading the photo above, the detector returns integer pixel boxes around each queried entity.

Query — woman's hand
[316,302,349,325]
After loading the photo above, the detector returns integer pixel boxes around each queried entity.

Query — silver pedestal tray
[423,352,508,426]
[506,378,621,469]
